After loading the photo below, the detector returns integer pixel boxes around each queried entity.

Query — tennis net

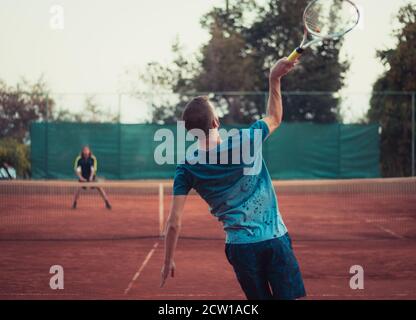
[0,178,415,241]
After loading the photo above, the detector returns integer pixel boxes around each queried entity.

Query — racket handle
[287,47,304,62]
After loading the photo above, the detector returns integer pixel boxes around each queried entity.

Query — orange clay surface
[0,186,415,299]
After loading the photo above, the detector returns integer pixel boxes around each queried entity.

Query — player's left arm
[160,195,187,287]
[89,166,95,181]
[89,156,96,181]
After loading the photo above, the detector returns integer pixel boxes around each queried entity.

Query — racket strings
[305,11,322,33]
[304,0,359,37]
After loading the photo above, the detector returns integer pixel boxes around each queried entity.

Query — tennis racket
[287,0,360,62]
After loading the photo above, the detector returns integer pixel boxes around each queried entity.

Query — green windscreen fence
[30,122,380,179]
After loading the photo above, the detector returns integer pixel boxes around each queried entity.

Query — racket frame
[288,0,360,61]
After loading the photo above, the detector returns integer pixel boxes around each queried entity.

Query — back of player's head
[182,96,219,135]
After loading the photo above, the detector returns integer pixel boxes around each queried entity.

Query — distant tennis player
[160,58,306,300]
[72,146,112,210]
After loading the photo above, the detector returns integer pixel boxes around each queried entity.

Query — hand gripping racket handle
[288,47,304,62]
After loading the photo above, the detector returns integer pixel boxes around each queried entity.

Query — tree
[134,40,199,124]
[138,0,349,124]
[82,95,120,123]
[368,4,416,177]
[51,95,119,123]
[0,78,54,142]
[193,17,262,124]
[137,1,262,124]
[244,0,349,122]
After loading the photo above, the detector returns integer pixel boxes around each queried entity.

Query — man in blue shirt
[160,58,306,300]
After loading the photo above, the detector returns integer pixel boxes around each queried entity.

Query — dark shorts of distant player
[78,175,96,189]
[225,233,306,300]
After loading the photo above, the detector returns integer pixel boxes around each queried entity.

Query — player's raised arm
[160,195,187,287]
[262,58,297,135]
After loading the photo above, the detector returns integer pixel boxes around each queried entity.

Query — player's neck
[199,129,222,151]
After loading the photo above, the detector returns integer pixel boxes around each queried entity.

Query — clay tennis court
[0,179,415,299]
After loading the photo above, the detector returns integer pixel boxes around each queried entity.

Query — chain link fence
[1,90,414,178]
[41,90,415,177]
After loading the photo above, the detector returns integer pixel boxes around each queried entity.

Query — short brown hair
[182,96,216,135]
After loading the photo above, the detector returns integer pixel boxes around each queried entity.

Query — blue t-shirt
[173,120,287,244]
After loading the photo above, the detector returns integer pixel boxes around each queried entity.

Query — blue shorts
[225,233,306,300]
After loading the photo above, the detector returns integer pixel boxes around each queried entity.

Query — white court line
[350,209,406,240]
[124,242,159,295]
[364,219,405,239]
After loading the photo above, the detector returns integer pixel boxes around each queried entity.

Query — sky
[0,0,412,122]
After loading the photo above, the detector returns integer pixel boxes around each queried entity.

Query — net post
[45,93,49,179]
[118,93,122,179]
[412,92,415,177]
[338,122,342,179]
[159,183,164,237]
